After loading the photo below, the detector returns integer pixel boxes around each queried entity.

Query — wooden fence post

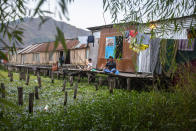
[62,79,66,91]
[127,78,131,90]
[26,74,30,85]
[29,93,34,113]
[1,83,5,98]
[64,91,68,106]
[17,87,23,105]
[34,86,39,99]
[73,83,78,99]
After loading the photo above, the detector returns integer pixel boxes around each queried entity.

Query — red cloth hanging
[129,30,138,37]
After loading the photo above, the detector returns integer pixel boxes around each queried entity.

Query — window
[49,52,53,61]
[33,53,40,63]
[86,49,89,59]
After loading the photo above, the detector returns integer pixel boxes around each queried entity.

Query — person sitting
[84,58,93,70]
[103,56,118,74]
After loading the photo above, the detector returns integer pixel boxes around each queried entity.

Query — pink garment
[129,30,138,37]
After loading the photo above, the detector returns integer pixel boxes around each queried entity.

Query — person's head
[88,58,92,63]
[108,56,113,62]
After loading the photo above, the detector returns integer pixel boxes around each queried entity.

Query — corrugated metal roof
[18,39,79,53]
[23,44,42,54]
[71,43,88,49]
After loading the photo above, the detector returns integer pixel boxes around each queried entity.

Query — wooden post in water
[63,72,65,80]
[109,79,114,94]
[29,93,34,113]
[10,72,13,82]
[34,86,39,99]
[17,87,23,105]
[98,77,103,87]
[64,91,68,106]
[51,72,54,83]
[62,79,66,91]
[8,71,11,77]
[87,73,91,84]
[26,74,30,85]
[19,72,22,80]
[127,78,131,90]
[22,72,26,81]
[69,76,73,86]
[37,74,41,88]
[1,83,5,98]
[95,83,98,91]
[78,74,81,83]
[57,72,60,79]
[73,83,78,99]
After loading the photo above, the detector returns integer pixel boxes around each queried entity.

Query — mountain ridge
[0,16,90,48]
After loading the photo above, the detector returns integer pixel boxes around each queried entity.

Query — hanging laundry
[159,39,178,77]
[129,30,138,37]
[105,36,116,59]
[87,35,94,43]
[115,36,123,59]
[138,46,151,73]
[178,39,195,51]
[176,38,196,64]
[136,32,151,45]
[150,38,161,74]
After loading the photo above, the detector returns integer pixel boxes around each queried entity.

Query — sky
[66,0,112,29]
[28,0,113,30]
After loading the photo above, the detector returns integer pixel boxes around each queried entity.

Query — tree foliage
[103,0,195,23]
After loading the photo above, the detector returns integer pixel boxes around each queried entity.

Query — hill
[0,17,90,48]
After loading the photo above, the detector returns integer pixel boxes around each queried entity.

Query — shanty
[0,1,196,130]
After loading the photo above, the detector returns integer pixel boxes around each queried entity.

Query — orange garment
[52,64,58,71]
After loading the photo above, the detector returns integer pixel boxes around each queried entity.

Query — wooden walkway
[4,63,154,90]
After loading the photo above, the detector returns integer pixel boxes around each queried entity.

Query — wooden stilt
[34,86,39,99]
[1,83,5,98]
[69,76,73,86]
[127,78,131,90]
[98,77,103,87]
[10,72,13,82]
[26,74,30,85]
[51,72,54,83]
[95,83,98,91]
[64,91,68,106]
[17,87,23,105]
[29,93,34,113]
[73,83,78,99]
[62,79,66,91]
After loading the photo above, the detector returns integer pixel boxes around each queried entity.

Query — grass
[0,69,196,130]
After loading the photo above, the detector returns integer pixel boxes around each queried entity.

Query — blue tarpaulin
[105,37,116,59]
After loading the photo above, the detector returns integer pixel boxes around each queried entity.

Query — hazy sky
[28,0,113,30]
[67,0,112,29]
